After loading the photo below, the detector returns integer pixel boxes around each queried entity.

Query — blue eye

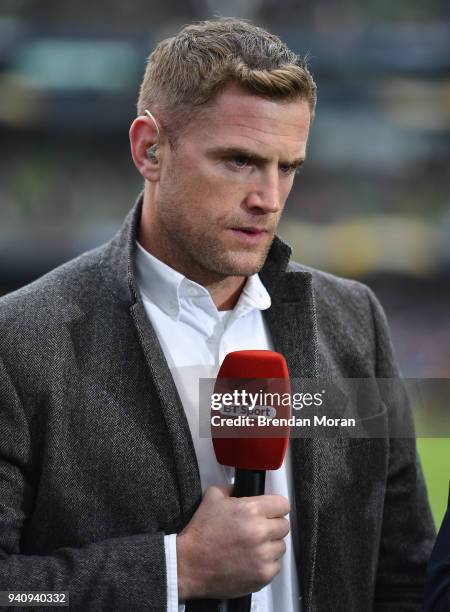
[233,156,250,168]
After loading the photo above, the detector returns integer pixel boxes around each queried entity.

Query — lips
[229,227,268,244]
[231,227,267,235]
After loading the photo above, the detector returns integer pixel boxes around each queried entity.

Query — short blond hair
[137,18,317,143]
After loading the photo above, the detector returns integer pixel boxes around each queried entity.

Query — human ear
[129,112,162,182]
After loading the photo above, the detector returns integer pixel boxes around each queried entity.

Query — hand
[176,485,290,600]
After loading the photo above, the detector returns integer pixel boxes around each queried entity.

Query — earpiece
[146,145,158,162]
[143,109,160,164]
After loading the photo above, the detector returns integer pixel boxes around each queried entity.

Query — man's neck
[212,277,247,311]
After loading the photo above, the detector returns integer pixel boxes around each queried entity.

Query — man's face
[150,84,311,285]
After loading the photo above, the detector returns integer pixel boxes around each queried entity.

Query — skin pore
[130,83,311,310]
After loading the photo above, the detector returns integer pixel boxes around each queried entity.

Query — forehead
[185,84,311,156]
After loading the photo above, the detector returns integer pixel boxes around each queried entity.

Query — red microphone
[211,350,291,612]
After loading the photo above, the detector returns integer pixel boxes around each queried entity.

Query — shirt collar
[235,273,271,315]
[134,240,271,319]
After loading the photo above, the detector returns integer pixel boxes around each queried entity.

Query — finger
[267,539,287,561]
[246,494,291,518]
[267,517,290,540]
[261,560,282,584]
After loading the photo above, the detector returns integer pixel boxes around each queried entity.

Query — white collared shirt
[134,240,301,612]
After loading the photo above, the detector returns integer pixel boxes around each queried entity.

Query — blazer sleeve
[365,287,436,611]
[0,356,168,612]
[424,507,450,611]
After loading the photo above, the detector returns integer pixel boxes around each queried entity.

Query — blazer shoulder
[287,261,399,376]
[287,259,373,313]
[1,244,107,313]
[0,243,109,350]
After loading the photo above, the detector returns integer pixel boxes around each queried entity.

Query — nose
[244,169,281,214]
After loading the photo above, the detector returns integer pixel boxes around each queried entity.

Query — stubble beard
[170,223,275,284]
[156,200,276,284]
[154,166,278,283]
[188,230,275,280]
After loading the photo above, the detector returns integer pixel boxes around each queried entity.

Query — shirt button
[187,286,198,296]
[251,600,259,611]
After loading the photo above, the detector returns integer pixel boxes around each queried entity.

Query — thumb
[204,484,234,501]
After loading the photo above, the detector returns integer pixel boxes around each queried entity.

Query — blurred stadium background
[0,1,449,526]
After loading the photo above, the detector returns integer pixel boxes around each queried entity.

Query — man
[0,18,435,612]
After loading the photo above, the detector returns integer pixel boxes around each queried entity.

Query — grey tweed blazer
[0,196,435,611]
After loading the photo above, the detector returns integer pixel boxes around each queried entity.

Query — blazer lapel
[130,300,203,524]
[100,194,203,526]
[261,250,320,612]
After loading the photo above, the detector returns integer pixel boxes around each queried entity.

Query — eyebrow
[205,145,305,168]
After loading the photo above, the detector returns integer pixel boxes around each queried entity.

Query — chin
[216,257,265,277]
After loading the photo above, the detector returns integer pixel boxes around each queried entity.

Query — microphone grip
[226,469,266,612]
[233,468,266,497]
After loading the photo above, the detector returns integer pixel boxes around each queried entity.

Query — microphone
[211,350,291,612]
